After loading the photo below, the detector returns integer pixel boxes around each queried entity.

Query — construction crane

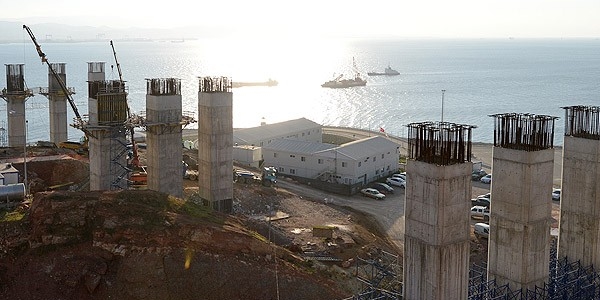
[22,25,91,141]
[110,40,140,168]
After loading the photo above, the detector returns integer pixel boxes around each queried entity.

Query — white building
[262,136,400,187]
[0,163,19,185]
[233,117,322,147]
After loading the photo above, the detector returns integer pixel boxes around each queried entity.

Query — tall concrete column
[403,122,474,300]
[146,78,183,198]
[46,63,70,143]
[1,64,32,147]
[197,77,233,213]
[487,113,557,292]
[558,106,600,267]
[86,62,128,191]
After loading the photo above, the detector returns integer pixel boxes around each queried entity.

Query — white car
[474,223,490,239]
[552,189,561,201]
[386,177,406,188]
[391,173,406,181]
[480,174,492,184]
[360,188,386,200]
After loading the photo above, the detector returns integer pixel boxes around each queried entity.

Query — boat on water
[321,74,367,88]
[321,58,367,88]
[231,79,278,88]
[367,65,400,76]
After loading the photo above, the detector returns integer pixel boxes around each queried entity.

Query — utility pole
[441,89,446,123]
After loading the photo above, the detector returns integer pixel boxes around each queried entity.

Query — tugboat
[367,65,400,76]
[321,58,367,88]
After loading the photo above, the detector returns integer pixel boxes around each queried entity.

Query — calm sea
[1,38,599,145]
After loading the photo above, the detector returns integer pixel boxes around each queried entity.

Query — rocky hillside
[0,190,351,300]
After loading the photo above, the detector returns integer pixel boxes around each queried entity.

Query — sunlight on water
[1,38,600,144]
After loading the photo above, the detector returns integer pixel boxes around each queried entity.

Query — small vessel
[321,58,367,88]
[231,79,278,88]
[367,65,400,76]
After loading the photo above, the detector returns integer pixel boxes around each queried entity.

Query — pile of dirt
[0,190,353,300]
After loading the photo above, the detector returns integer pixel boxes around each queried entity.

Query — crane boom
[109,40,139,168]
[22,25,84,126]
[110,40,124,84]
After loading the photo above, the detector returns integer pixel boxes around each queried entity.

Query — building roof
[263,139,337,154]
[331,136,399,160]
[266,136,399,161]
[234,118,321,145]
[0,163,18,174]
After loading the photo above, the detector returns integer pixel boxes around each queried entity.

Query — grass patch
[0,209,25,222]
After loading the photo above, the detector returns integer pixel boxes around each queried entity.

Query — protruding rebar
[407,121,476,165]
[146,78,181,96]
[198,76,231,93]
[5,64,26,93]
[489,113,558,151]
[562,105,600,140]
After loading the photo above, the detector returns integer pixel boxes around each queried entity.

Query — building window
[290,169,296,174]
[375,169,379,175]
[342,162,347,167]
[274,153,277,158]
[302,132,305,136]
[301,156,306,162]
[318,158,323,164]
[382,154,384,159]
[373,157,376,162]
[358,162,361,167]
[278,167,284,172]
[290,154,295,158]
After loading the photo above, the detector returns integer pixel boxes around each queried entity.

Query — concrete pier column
[558,106,600,267]
[197,77,233,213]
[145,78,183,198]
[1,64,32,147]
[43,63,71,143]
[86,62,128,191]
[487,113,558,292]
[403,122,475,300]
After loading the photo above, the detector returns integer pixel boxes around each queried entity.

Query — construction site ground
[0,141,563,299]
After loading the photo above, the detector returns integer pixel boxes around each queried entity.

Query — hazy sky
[1,0,600,38]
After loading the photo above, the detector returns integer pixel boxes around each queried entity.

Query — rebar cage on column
[407,121,475,166]
[146,78,181,96]
[198,76,231,93]
[562,105,600,140]
[490,113,558,151]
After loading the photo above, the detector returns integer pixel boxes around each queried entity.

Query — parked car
[371,182,394,194]
[386,177,406,188]
[472,169,487,181]
[360,188,386,200]
[552,188,561,201]
[391,173,406,181]
[477,192,491,200]
[480,174,492,184]
[474,223,490,239]
[471,197,490,208]
[471,206,490,220]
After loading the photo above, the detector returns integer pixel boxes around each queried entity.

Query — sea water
[0,38,599,145]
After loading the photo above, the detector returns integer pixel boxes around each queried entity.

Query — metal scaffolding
[344,250,402,300]
[407,121,476,166]
[468,238,600,300]
[490,113,558,151]
[562,105,600,140]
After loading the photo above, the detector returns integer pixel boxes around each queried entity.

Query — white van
[474,223,489,239]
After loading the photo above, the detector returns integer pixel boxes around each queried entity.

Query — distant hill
[0,21,220,43]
